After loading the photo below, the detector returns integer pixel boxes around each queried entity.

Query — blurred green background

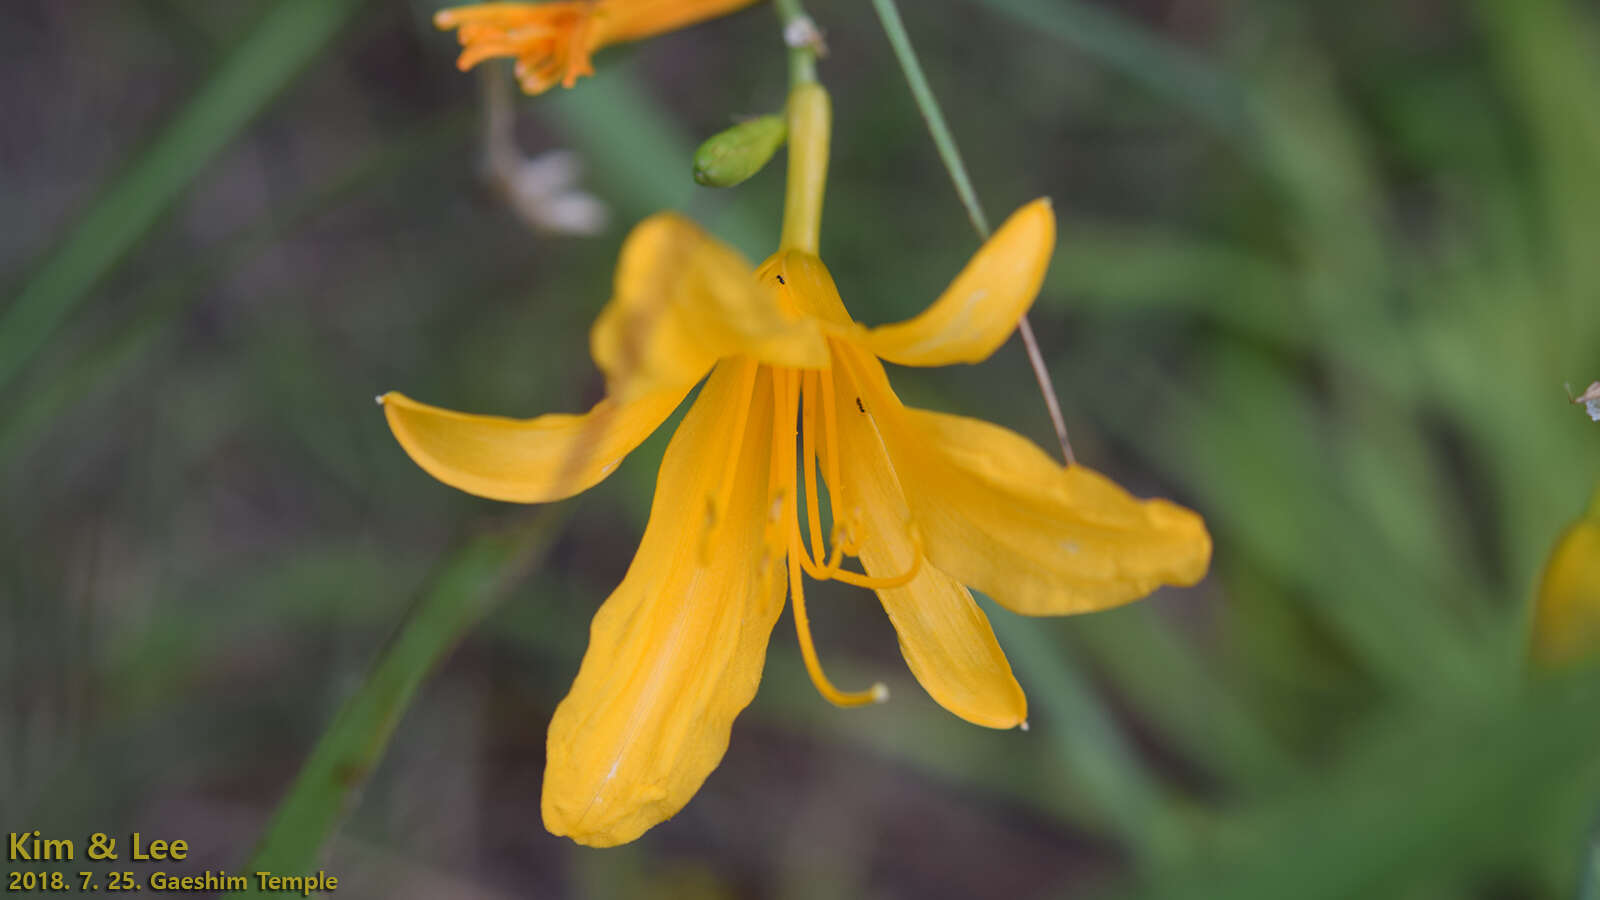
[5,0,1600,897]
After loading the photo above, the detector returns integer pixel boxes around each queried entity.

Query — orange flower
[378,200,1212,845]
[377,82,1211,846]
[435,0,760,94]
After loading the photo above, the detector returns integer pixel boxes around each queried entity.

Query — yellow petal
[864,199,1056,366]
[543,359,785,847]
[828,356,1027,727]
[379,387,685,503]
[591,214,828,399]
[770,249,856,328]
[839,345,1210,615]
[1529,490,1600,668]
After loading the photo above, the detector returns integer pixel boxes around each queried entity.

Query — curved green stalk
[867,0,1076,465]
[222,511,564,896]
[772,0,819,86]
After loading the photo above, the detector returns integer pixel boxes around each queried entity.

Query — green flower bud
[693,115,787,188]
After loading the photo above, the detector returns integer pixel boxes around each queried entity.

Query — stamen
[765,365,791,554]
[808,351,927,590]
[835,349,910,501]
[788,529,888,708]
[819,354,845,504]
[795,538,832,580]
[794,368,924,591]
[824,550,922,589]
[796,520,853,581]
[775,365,886,708]
[818,521,924,589]
[800,370,831,570]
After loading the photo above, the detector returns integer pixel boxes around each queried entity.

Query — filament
[788,528,888,708]
[792,357,925,590]
[834,348,910,502]
[819,354,844,506]
[775,364,886,708]
[823,542,923,589]
[766,365,792,554]
[800,370,831,571]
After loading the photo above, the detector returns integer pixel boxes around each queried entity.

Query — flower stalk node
[782,15,827,56]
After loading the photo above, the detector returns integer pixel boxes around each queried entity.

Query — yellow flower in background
[435,0,759,94]
[378,196,1212,846]
[1528,487,1600,668]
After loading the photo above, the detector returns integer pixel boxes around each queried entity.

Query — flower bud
[693,115,786,188]
[1529,487,1600,668]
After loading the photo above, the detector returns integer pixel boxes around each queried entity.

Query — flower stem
[780,84,829,254]
[772,0,819,86]
[774,0,828,254]
[868,0,1077,466]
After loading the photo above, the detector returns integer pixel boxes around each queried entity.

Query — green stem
[223,511,565,896]
[868,0,989,237]
[868,0,1076,465]
[772,0,818,86]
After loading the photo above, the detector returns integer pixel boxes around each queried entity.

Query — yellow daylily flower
[435,0,759,95]
[381,82,1209,846]
[379,197,1211,845]
[1528,486,1600,668]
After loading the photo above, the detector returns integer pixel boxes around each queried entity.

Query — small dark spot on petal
[776,274,786,285]
[855,397,865,413]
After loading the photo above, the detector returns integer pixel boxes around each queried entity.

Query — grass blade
[986,601,1192,870]
[0,106,472,464]
[0,0,367,392]
[221,511,564,893]
[1136,680,1600,900]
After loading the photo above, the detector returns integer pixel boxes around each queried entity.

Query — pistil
[771,366,887,707]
